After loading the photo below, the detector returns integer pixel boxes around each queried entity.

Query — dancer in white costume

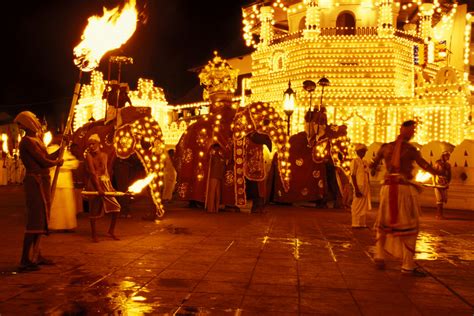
[370,120,441,277]
[350,144,371,228]
[48,144,79,231]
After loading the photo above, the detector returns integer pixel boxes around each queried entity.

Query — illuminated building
[73,71,179,143]
[72,0,474,210]
[240,0,473,145]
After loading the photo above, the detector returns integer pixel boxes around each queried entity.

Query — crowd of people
[10,109,452,278]
[0,152,25,186]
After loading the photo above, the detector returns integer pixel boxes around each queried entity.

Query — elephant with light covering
[173,98,291,209]
[71,106,167,218]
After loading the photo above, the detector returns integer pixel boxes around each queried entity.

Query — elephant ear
[249,132,272,152]
[233,102,291,191]
[113,116,167,217]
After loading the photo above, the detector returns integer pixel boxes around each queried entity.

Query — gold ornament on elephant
[198,51,239,101]
[224,170,234,186]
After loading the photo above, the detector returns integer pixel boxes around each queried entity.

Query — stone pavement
[0,185,473,315]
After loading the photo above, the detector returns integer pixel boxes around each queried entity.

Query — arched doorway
[336,11,356,35]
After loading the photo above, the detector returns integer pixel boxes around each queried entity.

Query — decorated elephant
[173,93,236,206]
[232,102,290,208]
[173,96,291,209]
[70,106,167,217]
[272,107,351,208]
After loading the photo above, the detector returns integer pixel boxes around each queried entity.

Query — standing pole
[50,71,83,203]
[319,85,325,112]
[287,114,290,135]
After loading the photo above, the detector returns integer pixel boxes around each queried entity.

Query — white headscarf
[14,111,42,134]
[354,143,368,152]
[87,134,101,144]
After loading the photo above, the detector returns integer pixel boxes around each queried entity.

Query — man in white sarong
[370,120,441,277]
[85,134,121,242]
[12,153,25,184]
[162,149,177,202]
[350,144,371,228]
[0,152,8,185]
[48,143,79,231]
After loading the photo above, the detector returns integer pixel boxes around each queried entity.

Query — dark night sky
[1,0,472,127]
[0,0,252,125]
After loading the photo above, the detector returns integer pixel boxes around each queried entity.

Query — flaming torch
[43,131,52,147]
[51,0,138,202]
[1,134,9,156]
[415,170,447,189]
[82,173,155,197]
[415,170,432,183]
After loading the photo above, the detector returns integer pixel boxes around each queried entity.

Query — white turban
[14,111,42,134]
[87,134,101,144]
[354,143,368,151]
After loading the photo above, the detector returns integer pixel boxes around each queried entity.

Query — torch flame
[127,173,156,194]
[43,131,52,147]
[415,170,432,183]
[1,134,8,154]
[73,0,138,71]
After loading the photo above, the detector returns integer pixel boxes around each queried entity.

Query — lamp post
[283,81,296,136]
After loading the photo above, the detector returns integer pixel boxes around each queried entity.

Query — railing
[268,27,425,44]
[320,26,378,36]
[270,31,303,45]
[393,29,424,44]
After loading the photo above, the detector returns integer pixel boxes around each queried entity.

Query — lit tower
[304,0,321,39]
[378,0,394,37]
[419,3,434,40]
[259,6,274,47]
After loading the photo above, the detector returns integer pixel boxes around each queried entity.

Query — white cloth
[375,183,420,270]
[49,145,79,230]
[17,159,25,183]
[350,157,371,227]
[162,154,177,201]
[8,157,24,184]
[0,158,8,185]
[14,111,42,134]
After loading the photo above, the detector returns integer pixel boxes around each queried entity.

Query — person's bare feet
[92,236,99,243]
[108,232,120,240]
[374,259,385,270]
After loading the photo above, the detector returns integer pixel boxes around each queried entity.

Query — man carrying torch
[14,111,63,272]
[370,120,443,277]
[85,134,121,242]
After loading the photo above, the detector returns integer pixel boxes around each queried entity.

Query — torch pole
[50,71,83,203]
[319,85,325,112]
[81,191,132,197]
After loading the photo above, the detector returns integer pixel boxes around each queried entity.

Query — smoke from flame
[128,173,156,194]
[73,0,138,72]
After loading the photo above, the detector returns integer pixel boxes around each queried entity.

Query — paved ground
[0,185,473,315]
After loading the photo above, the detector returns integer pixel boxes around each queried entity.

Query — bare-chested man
[85,134,120,242]
[14,111,63,272]
[370,120,441,277]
